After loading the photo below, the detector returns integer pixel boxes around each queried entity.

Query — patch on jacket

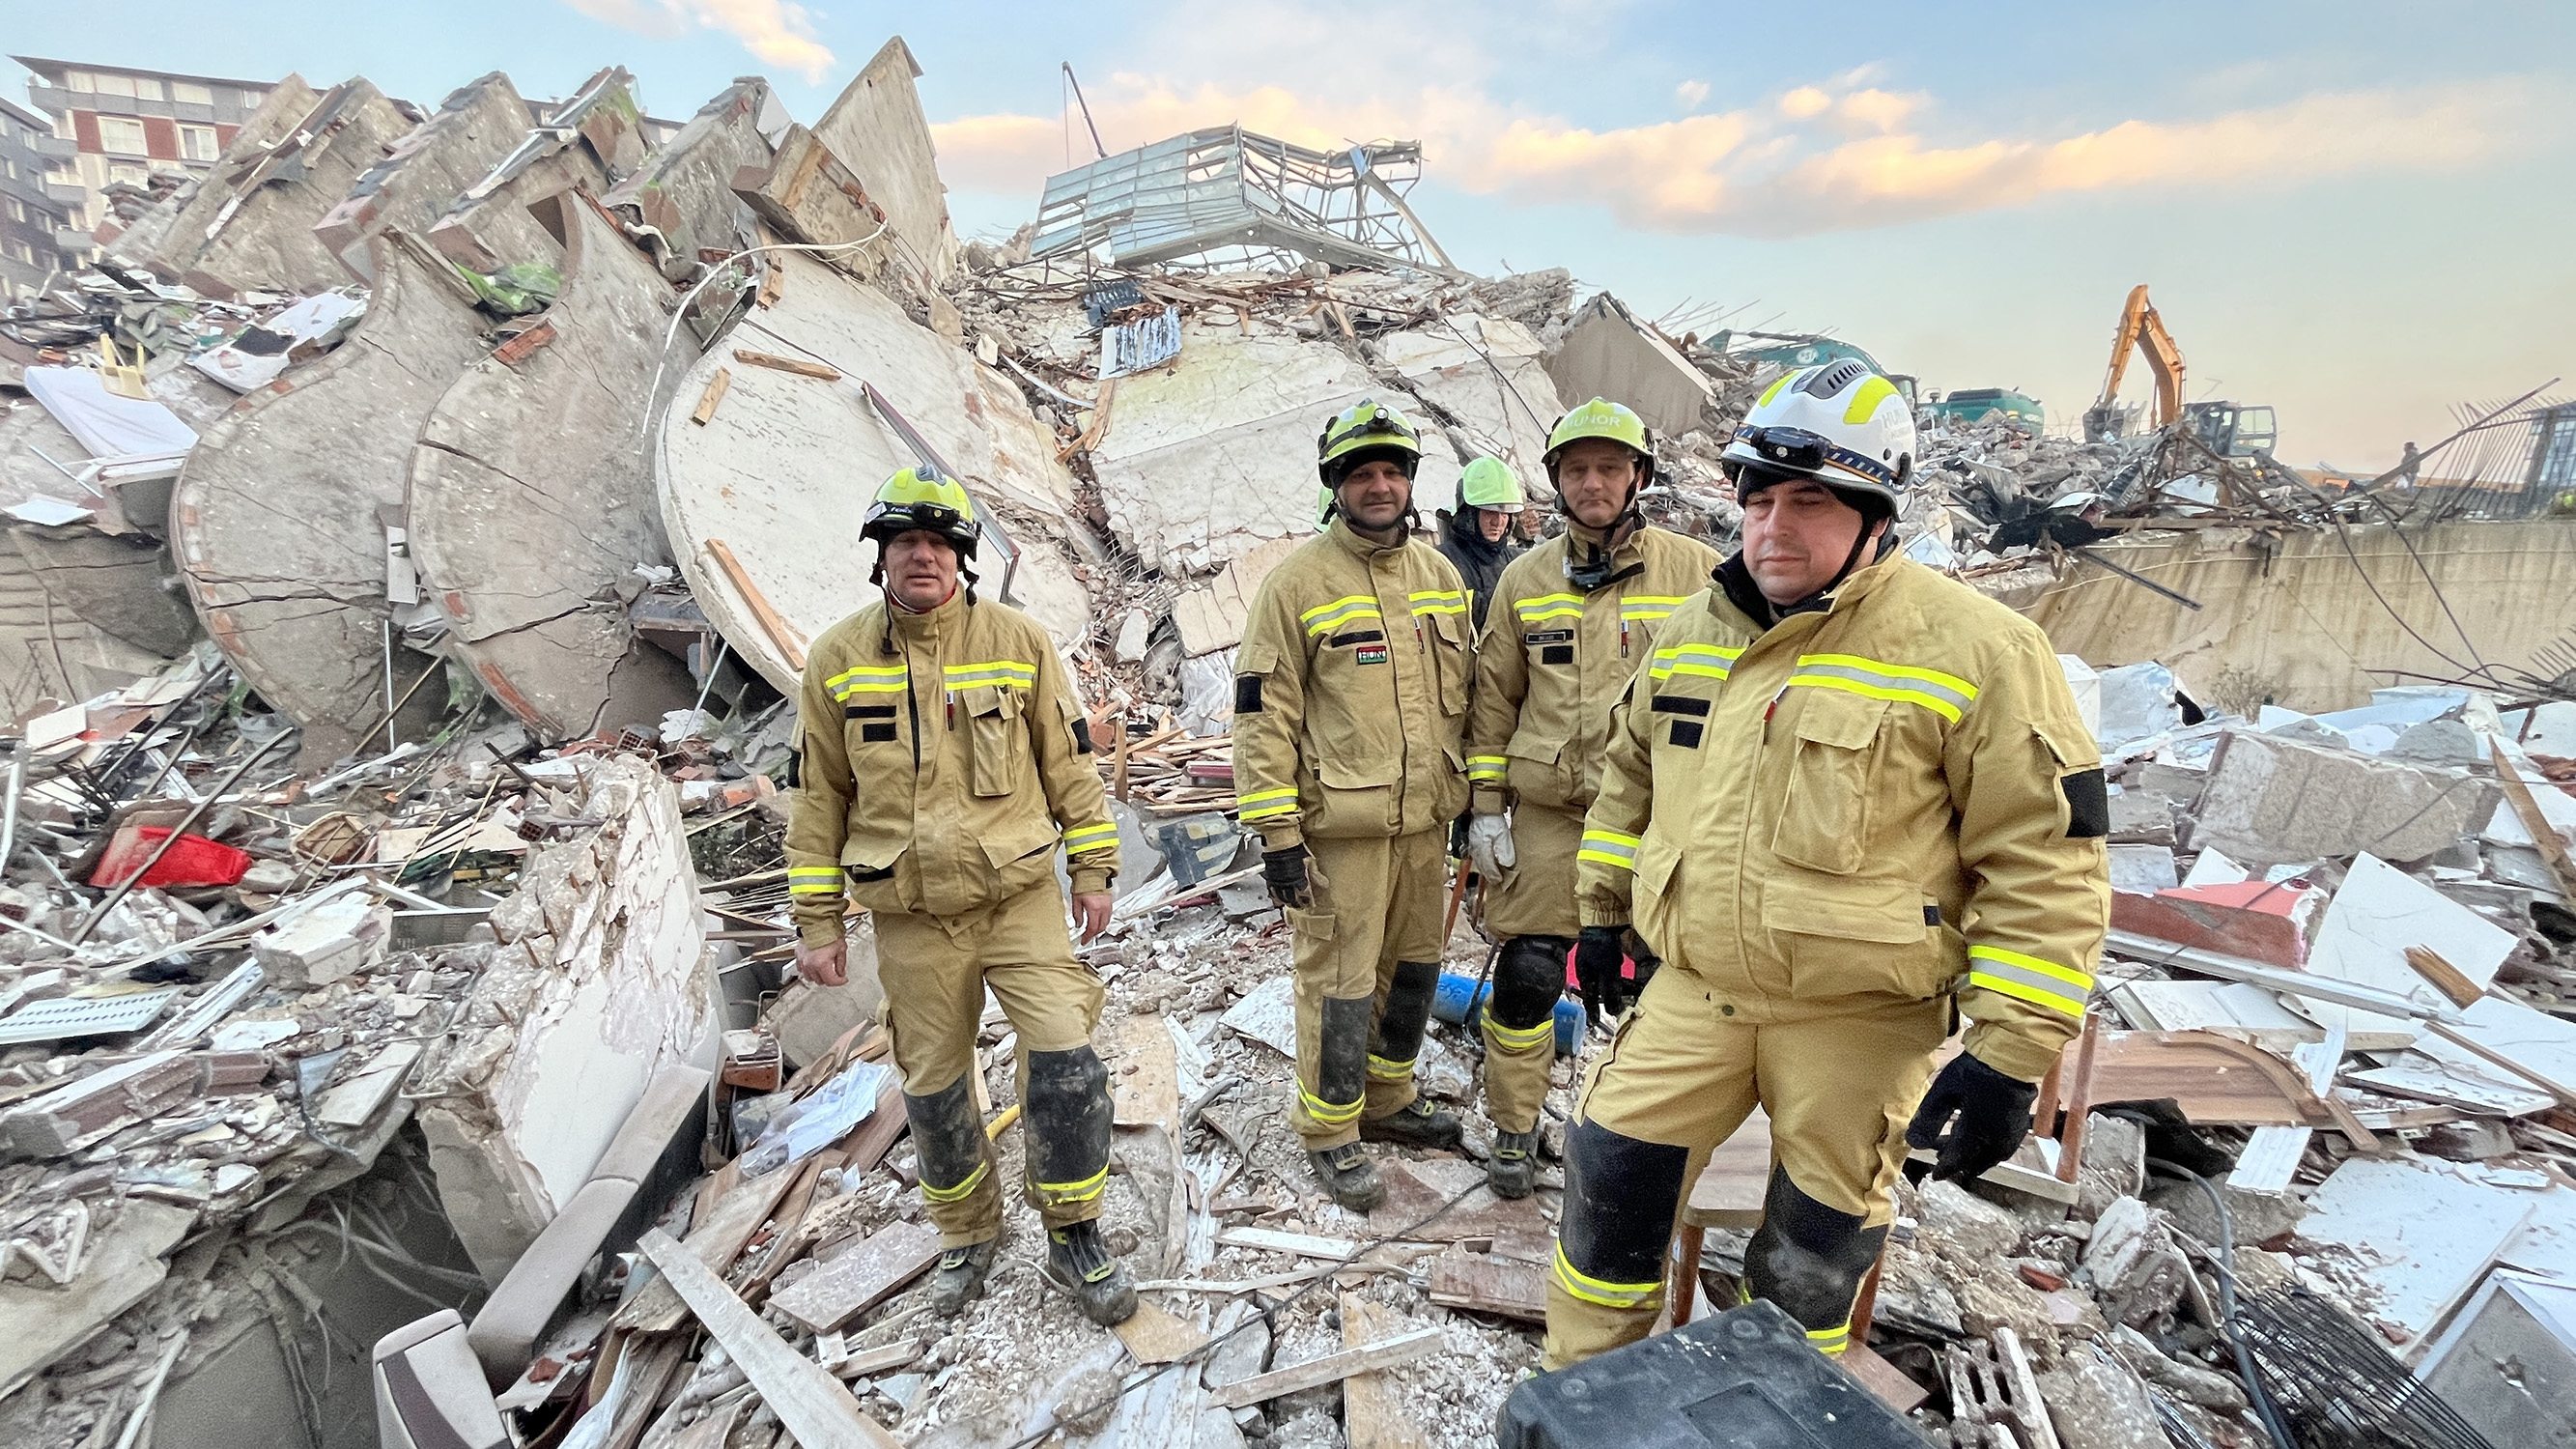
[1328,629,1386,647]
[1668,721,1704,750]
[2060,768,2109,838]
[1650,695,1712,717]
[860,723,897,743]
[1235,675,1262,714]
[844,703,896,720]
[1523,629,1573,646]
[1539,645,1573,665]
[1354,642,1391,666]
[1072,718,1095,754]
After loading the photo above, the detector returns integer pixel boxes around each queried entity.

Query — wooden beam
[731,348,841,381]
[690,367,731,425]
[2490,740,2576,904]
[1340,1293,1429,1449]
[1210,1326,1443,1409]
[704,537,808,670]
[636,1229,902,1449]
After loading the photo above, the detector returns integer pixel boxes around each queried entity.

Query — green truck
[1923,387,2045,434]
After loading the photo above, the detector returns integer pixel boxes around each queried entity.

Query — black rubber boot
[926,1240,998,1316]
[1487,1128,1541,1199]
[1359,1096,1463,1150]
[1307,1142,1385,1210]
[1039,1221,1137,1326]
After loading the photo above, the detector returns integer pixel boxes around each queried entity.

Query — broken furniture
[372,1312,508,1449]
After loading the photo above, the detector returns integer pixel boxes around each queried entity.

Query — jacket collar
[884,583,965,645]
[1328,516,1413,560]
[1713,553,1899,633]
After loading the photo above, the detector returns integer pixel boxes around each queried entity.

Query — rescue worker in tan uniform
[1461,399,1717,1199]
[788,468,1137,1326]
[1543,363,2109,1366]
[1234,400,1475,1209]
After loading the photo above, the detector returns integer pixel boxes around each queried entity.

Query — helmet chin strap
[1559,479,1646,593]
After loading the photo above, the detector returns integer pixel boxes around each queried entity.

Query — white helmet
[1721,360,1916,510]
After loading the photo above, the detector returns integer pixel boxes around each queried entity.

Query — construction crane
[2083,285,2278,459]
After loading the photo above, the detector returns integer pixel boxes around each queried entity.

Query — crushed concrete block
[2145,1176,2304,1250]
[2096,662,2181,750]
[249,892,390,986]
[2037,1342,2167,1449]
[1115,609,1152,663]
[2191,729,2501,867]
[1918,1179,2024,1265]
[2080,1197,2190,1327]
[414,757,721,1281]
[604,76,778,278]
[2106,845,2177,895]
[2109,1325,2246,1413]
[2075,1113,2147,1222]
[2389,718,2482,766]
[316,72,548,278]
[2110,878,2321,968]
[2105,786,2175,845]
[156,79,419,296]
[807,38,959,288]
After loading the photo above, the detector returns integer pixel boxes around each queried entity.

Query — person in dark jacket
[1436,456,1528,629]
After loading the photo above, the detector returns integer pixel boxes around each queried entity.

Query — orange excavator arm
[2093,284,2187,431]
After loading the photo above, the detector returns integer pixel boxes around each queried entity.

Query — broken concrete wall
[113,74,324,281]
[602,77,778,278]
[1377,312,1564,501]
[425,68,645,275]
[0,532,168,713]
[9,525,201,659]
[1543,292,1713,438]
[2001,520,2576,714]
[156,78,419,298]
[173,233,489,764]
[314,72,540,282]
[409,192,696,742]
[809,36,959,289]
[657,250,1091,696]
[414,756,722,1283]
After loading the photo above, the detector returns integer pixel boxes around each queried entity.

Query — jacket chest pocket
[961,685,1024,797]
[1427,609,1473,717]
[1770,692,1888,875]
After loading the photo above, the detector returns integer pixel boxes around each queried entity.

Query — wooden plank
[616,1158,806,1333]
[2491,739,2576,903]
[1684,1109,1771,1230]
[690,366,732,425]
[1843,1344,1931,1415]
[1210,1325,1443,1409]
[2405,946,2488,1010]
[1340,1293,1429,1449]
[1112,1296,1209,1365]
[1109,1012,1180,1133]
[731,348,841,381]
[741,1149,843,1297]
[2226,1126,2311,1195]
[1367,1156,1545,1243]
[769,1218,944,1333]
[705,537,808,670]
[1219,1225,1366,1260]
[1426,1248,1547,1323]
[636,1229,902,1449]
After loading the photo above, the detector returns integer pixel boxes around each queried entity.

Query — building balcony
[21,83,72,116]
[42,181,86,208]
[29,134,77,161]
[54,225,95,253]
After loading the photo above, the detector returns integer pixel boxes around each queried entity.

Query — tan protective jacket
[1232,519,1473,850]
[786,590,1118,947]
[1575,556,2110,1081]
[1466,524,1718,814]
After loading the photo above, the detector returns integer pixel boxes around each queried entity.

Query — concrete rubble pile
[1,27,2572,1449]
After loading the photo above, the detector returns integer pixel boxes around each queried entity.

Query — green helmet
[1316,398,1423,486]
[1457,456,1525,513]
[1314,484,1336,532]
[863,465,978,558]
[1543,397,1653,473]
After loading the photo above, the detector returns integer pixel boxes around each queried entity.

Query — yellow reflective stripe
[1411,599,1468,616]
[1516,593,1582,609]
[1551,1242,1660,1309]
[1406,589,1466,605]
[1784,672,1967,724]
[1466,754,1509,781]
[1238,787,1297,804]
[1515,591,1584,623]
[828,664,909,698]
[787,867,844,880]
[1366,1053,1416,1082]
[1967,969,2091,1020]
[1302,595,1383,635]
[1484,1013,1557,1051]
[1757,372,1797,408]
[1806,1321,1853,1351]
[1648,643,1741,682]
[1061,822,1118,851]
[1299,1084,1364,1125]
[789,881,845,896]
[1967,945,2094,1018]
[1967,945,2092,989]
[1620,594,1687,622]
[1237,786,1299,821]
[921,1160,991,1203]
[1033,1164,1109,1204]
[1797,652,1977,697]
[943,660,1037,690]
[1577,829,1640,870]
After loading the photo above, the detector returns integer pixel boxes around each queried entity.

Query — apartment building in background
[11,56,279,263]
[0,95,79,298]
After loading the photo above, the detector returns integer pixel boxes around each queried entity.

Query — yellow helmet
[1457,456,1525,513]
[1316,398,1423,486]
[863,466,978,558]
[1543,398,1653,472]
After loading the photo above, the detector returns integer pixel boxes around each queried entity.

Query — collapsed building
[0,30,2572,1449]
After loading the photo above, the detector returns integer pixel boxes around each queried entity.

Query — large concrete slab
[174,233,489,764]
[602,76,780,278]
[809,36,958,288]
[410,192,696,742]
[1378,312,1562,500]
[114,73,323,281]
[422,67,644,274]
[2189,727,2501,867]
[315,72,541,282]
[1542,292,1712,437]
[657,250,1090,696]
[155,78,419,298]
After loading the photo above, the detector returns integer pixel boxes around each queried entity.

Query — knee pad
[1555,1119,1688,1308]
[1025,1046,1113,1208]
[902,1076,988,1201]
[1373,960,1439,1067]
[1307,994,1372,1122]
[1491,935,1571,1030]
[1743,1166,1886,1349]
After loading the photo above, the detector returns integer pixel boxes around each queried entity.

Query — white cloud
[1778,86,1832,120]
[560,0,835,82]
[1675,78,1711,111]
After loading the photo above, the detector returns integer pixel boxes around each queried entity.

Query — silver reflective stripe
[1789,661,1974,713]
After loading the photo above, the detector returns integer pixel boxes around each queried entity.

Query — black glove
[1262,844,1313,910]
[1628,940,1662,993]
[1905,1052,2039,1182]
[1572,924,1629,1027]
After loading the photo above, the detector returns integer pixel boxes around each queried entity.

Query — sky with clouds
[11,0,2572,469]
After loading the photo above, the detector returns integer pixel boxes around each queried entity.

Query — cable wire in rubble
[634,218,895,449]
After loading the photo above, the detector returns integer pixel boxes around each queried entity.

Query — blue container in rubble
[1497,1299,1923,1448]
[1431,971,1582,1055]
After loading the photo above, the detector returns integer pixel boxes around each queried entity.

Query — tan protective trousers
[1478,803,1582,1133]
[1286,828,1447,1149]
[873,881,1107,1246]
[1542,964,1945,1369]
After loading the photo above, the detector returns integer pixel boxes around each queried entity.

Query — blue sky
[9,0,2571,469]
